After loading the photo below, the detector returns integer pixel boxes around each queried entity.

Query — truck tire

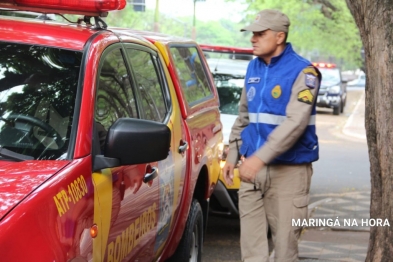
[168,199,203,262]
[340,100,345,113]
[333,103,341,115]
[333,96,342,115]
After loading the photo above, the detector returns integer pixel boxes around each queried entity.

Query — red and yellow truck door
[90,43,161,262]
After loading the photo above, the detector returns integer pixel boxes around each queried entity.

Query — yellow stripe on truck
[153,42,170,66]
[92,169,113,262]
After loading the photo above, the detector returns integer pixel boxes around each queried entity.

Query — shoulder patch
[303,67,318,76]
[298,89,314,104]
[305,74,317,89]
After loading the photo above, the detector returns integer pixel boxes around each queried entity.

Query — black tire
[340,97,345,113]
[333,103,341,115]
[167,199,203,262]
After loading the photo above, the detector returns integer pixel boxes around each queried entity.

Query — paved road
[311,89,369,199]
[202,89,369,262]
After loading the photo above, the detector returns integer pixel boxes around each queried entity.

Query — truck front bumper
[209,161,240,217]
[317,94,341,108]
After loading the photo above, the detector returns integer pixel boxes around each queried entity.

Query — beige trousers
[238,164,312,262]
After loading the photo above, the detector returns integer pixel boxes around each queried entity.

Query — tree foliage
[227,0,363,69]
[194,19,250,47]
[105,8,155,31]
[104,6,250,47]
[102,2,362,70]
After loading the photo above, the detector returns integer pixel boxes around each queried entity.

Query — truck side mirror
[93,118,171,171]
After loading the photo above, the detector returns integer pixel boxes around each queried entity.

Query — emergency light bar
[0,0,126,16]
[200,44,254,55]
[312,62,336,68]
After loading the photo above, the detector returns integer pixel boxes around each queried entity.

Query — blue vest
[240,43,319,164]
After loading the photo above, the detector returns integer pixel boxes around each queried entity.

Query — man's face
[250,30,284,62]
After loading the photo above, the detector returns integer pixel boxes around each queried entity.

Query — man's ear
[276,32,286,45]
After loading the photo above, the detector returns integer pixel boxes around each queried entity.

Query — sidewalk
[342,89,366,140]
[298,191,370,261]
[298,90,369,262]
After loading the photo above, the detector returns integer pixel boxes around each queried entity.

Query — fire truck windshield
[0,42,81,160]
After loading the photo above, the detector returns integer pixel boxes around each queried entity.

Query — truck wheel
[340,101,345,113]
[168,199,203,262]
[333,103,341,115]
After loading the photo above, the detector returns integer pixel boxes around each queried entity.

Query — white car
[206,58,249,145]
[202,45,252,217]
[347,73,366,88]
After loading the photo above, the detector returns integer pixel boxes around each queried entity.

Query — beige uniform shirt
[226,66,321,165]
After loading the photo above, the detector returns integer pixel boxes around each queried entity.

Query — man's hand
[222,162,235,186]
[239,155,265,183]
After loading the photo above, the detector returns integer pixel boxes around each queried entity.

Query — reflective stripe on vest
[248,113,316,126]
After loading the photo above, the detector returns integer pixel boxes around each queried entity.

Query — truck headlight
[328,85,340,94]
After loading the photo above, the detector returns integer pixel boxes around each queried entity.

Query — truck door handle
[178,141,188,154]
[143,167,158,183]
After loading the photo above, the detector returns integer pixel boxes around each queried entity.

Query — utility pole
[192,0,205,40]
[154,0,159,32]
[192,0,197,40]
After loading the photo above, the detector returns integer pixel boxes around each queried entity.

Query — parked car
[201,44,253,217]
[347,73,366,88]
[0,1,223,261]
[200,44,254,61]
[313,62,347,115]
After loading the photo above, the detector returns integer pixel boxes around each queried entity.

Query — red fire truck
[0,1,223,261]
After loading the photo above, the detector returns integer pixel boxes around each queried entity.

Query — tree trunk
[346,1,393,261]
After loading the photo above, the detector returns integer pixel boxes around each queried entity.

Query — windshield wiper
[0,146,34,161]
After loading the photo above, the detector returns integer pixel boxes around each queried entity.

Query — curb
[342,90,366,140]
[328,225,370,232]
[308,197,332,217]
[306,192,371,232]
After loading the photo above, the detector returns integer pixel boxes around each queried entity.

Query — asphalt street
[202,88,369,262]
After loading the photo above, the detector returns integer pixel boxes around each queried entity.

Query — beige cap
[240,9,290,33]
